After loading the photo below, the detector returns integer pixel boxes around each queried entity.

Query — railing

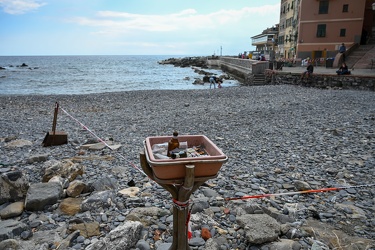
[333,43,359,68]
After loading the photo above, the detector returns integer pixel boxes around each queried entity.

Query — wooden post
[139,151,217,250]
[176,164,194,249]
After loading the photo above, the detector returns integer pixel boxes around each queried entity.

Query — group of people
[300,61,350,80]
[300,43,350,80]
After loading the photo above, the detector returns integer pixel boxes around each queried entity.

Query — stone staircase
[253,74,265,85]
[346,45,375,70]
[344,24,375,69]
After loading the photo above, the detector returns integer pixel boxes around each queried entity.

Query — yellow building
[278,0,298,60]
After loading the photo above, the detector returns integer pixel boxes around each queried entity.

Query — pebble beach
[1,85,375,249]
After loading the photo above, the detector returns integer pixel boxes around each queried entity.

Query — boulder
[0,201,24,219]
[294,180,311,191]
[0,239,20,249]
[91,176,118,191]
[0,219,29,241]
[0,170,29,205]
[69,221,100,238]
[59,197,82,215]
[236,214,281,244]
[66,180,86,197]
[42,159,84,182]
[25,182,62,211]
[302,219,375,249]
[263,239,302,250]
[118,187,140,197]
[5,139,32,148]
[81,190,115,212]
[85,221,143,250]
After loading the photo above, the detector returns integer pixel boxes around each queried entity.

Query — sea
[0,55,239,96]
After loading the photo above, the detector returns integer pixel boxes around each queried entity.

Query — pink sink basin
[144,135,228,180]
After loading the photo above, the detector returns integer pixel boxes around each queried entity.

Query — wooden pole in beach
[139,151,215,250]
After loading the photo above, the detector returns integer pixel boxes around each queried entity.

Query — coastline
[1,85,375,248]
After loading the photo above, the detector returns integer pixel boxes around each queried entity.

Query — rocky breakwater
[158,56,208,68]
[159,56,233,86]
[0,86,375,250]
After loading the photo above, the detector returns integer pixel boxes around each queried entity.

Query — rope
[186,203,194,240]
[172,199,190,210]
[225,184,375,201]
[59,105,148,178]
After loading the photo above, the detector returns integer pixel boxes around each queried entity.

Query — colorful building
[278,0,298,59]
[251,0,375,63]
[250,25,279,60]
[296,0,372,60]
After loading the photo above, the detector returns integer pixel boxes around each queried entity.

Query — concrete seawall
[207,57,269,82]
[210,57,375,91]
[265,70,375,91]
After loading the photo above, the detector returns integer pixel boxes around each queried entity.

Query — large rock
[25,182,62,211]
[0,201,24,219]
[157,57,207,68]
[91,176,118,191]
[81,190,115,212]
[126,206,170,227]
[69,221,100,238]
[17,227,68,250]
[236,214,281,244]
[42,159,84,182]
[263,239,302,250]
[85,221,143,250]
[302,219,375,250]
[0,170,29,205]
[204,238,220,250]
[59,197,82,215]
[0,219,29,241]
[5,139,32,148]
[0,239,20,250]
[66,180,86,197]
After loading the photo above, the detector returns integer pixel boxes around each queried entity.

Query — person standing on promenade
[339,43,346,62]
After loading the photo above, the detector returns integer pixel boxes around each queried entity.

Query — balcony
[252,36,276,46]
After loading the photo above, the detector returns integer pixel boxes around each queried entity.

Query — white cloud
[62,4,280,55]
[0,0,46,14]
[68,5,279,35]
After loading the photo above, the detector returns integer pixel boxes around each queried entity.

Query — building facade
[250,25,279,60]
[278,0,299,59]
[250,0,374,61]
[297,0,370,60]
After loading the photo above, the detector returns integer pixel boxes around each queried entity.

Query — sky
[0,0,281,56]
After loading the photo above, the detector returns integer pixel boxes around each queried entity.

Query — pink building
[297,0,374,60]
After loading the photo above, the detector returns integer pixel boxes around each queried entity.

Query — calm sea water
[0,55,238,95]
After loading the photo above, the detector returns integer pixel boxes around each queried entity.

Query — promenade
[280,65,375,77]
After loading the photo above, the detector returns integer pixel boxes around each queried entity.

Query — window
[286,18,292,28]
[343,4,349,12]
[340,29,346,37]
[317,24,326,37]
[319,0,329,14]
